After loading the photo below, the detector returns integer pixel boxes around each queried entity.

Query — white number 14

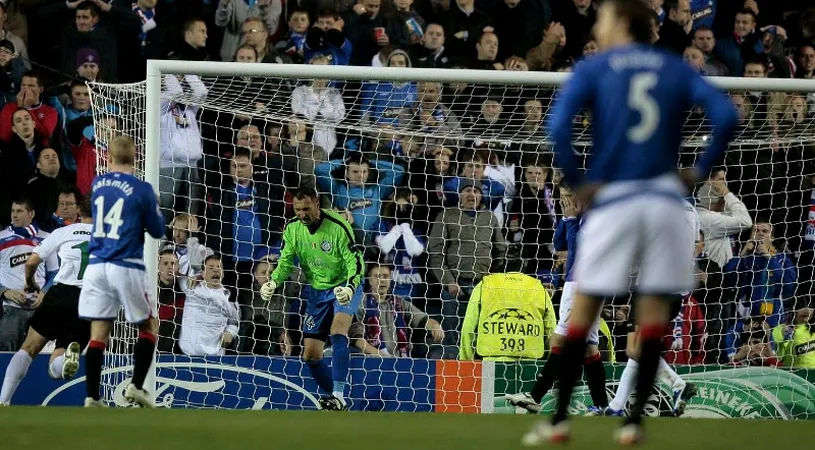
[93,196,125,240]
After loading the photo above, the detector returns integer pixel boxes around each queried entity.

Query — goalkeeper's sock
[627,325,664,425]
[0,351,32,403]
[85,340,106,401]
[584,353,608,408]
[530,346,562,403]
[657,357,685,391]
[608,359,638,411]
[553,326,588,425]
[131,331,157,390]
[305,359,334,394]
[48,354,66,379]
[330,334,350,401]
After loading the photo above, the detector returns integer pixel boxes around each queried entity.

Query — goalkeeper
[260,187,364,411]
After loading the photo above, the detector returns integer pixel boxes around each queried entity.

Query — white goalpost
[85,60,815,416]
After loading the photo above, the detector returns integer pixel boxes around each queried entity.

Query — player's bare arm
[23,253,42,292]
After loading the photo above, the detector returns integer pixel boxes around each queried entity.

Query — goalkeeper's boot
[124,384,155,408]
[0,402,8,406]
[585,406,606,416]
[614,423,644,446]
[83,398,108,408]
[672,382,698,417]
[319,395,348,411]
[521,420,570,446]
[504,392,541,414]
[62,342,81,379]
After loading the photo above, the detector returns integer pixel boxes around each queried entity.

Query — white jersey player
[0,198,56,353]
[79,136,165,408]
[0,200,94,405]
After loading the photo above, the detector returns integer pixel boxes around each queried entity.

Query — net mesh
[88,70,815,416]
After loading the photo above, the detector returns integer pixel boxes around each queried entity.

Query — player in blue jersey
[524,0,739,445]
[507,186,608,415]
[78,136,165,408]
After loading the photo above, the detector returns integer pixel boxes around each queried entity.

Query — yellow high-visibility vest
[460,273,555,360]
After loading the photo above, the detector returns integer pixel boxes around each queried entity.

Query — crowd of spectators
[0,0,813,366]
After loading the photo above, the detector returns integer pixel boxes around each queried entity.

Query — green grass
[1,408,814,450]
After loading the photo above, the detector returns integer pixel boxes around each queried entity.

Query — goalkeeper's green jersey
[271,209,364,291]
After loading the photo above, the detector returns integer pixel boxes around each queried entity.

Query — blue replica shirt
[723,253,798,328]
[553,216,581,282]
[691,0,716,30]
[315,159,406,235]
[548,43,739,189]
[88,172,165,270]
[360,81,417,127]
[233,183,261,262]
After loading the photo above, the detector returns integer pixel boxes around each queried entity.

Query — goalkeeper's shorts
[301,286,363,341]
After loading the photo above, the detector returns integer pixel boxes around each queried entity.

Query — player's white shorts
[78,263,157,324]
[574,174,695,296]
[555,281,602,345]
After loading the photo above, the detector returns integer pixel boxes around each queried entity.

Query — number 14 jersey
[88,172,165,268]
[33,223,93,287]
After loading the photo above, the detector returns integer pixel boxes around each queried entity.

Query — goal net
[88,63,815,417]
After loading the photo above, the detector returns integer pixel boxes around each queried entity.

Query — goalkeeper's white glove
[260,280,277,300]
[334,286,354,305]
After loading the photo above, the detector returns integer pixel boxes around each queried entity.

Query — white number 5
[626,72,660,144]
[93,196,125,240]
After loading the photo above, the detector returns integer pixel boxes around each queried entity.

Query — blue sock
[330,334,350,397]
[305,359,333,394]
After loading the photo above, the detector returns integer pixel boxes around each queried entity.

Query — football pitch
[2,408,814,450]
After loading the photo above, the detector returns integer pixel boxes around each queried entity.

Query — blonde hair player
[77,136,166,407]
